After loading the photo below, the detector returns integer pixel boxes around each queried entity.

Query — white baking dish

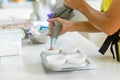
[40,50,96,71]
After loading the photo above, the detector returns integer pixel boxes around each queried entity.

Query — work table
[0,32,120,80]
[0,0,119,80]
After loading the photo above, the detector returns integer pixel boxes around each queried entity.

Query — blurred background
[0,0,107,49]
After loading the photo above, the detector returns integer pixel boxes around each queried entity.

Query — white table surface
[0,32,120,80]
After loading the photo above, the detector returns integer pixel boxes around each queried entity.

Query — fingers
[64,0,72,7]
[47,18,65,30]
[47,23,52,36]
[47,18,56,35]
[56,18,66,24]
[48,20,54,30]
[47,18,66,36]
[48,17,65,24]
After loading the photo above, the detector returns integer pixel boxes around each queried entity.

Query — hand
[64,0,85,10]
[47,17,73,36]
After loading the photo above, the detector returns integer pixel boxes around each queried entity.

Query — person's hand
[64,0,85,11]
[47,17,73,36]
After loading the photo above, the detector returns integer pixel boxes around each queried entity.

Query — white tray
[40,52,96,71]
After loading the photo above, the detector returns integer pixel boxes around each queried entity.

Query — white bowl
[29,34,48,44]
[67,53,87,64]
[46,54,67,65]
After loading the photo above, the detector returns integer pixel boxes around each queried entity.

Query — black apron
[99,30,120,61]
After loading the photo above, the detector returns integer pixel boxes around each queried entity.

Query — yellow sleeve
[118,41,120,54]
[101,0,112,13]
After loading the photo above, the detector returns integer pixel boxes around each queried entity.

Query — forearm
[64,0,120,35]
[69,21,101,33]
[77,0,120,35]
[78,2,112,33]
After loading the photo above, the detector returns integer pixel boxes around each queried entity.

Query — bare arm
[70,21,101,32]
[64,0,120,35]
[48,18,101,35]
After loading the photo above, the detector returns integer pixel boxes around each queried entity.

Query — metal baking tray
[40,51,96,71]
